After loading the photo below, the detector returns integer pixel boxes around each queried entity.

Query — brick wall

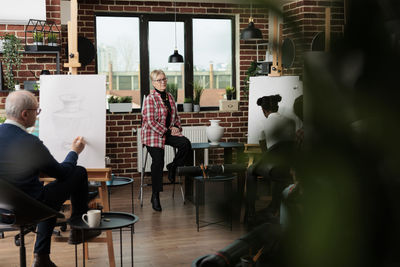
[283,0,345,76]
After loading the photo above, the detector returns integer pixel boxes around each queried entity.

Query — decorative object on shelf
[108,95,132,113]
[168,0,184,63]
[183,97,193,112]
[219,100,239,111]
[240,2,263,40]
[206,120,224,145]
[24,19,61,51]
[0,115,6,124]
[33,32,43,45]
[193,81,204,112]
[47,32,58,46]
[14,80,20,91]
[24,80,37,91]
[243,60,260,98]
[1,34,23,91]
[225,86,235,100]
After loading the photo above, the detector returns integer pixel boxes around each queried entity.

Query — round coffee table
[69,212,139,267]
[107,176,134,214]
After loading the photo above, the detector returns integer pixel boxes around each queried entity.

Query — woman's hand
[170,126,181,136]
[72,136,86,155]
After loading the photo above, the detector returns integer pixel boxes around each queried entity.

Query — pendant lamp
[168,1,184,63]
[240,2,263,40]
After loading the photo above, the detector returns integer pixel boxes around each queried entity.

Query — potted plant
[225,86,235,100]
[1,34,22,90]
[243,60,260,98]
[14,80,20,90]
[108,95,132,113]
[193,81,204,112]
[183,97,193,112]
[33,32,44,45]
[47,32,58,46]
[166,83,178,101]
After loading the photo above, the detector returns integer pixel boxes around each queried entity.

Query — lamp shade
[240,21,263,40]
[168,49,184,63]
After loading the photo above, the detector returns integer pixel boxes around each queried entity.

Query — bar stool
[194,175,236,232]
[139,145,185,207]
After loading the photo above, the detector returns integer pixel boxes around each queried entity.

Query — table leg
[120,228,123,267]
[82,231,85,267]
[75,244,78,267]
[131,226,133,267]
[224,147,233,164]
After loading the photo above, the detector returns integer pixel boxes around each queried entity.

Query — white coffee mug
[82,209,101,228]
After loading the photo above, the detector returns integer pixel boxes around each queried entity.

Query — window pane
[96,16,141,108]
[149,21,185,103]
[193,19,232,106]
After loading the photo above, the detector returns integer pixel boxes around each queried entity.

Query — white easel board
[39,75,106,168]
[247,76,303,144]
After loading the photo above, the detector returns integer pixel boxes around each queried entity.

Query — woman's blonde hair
[150,69,166,82]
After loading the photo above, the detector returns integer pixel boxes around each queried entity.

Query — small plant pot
[226,94,233,100]
[48,42,57,47]
[193,104,200,112]
[15,84,21,91]
[33,42,43,46]
[109,103,132,113]
[183,103,192,112]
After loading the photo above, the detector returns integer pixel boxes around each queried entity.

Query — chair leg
[179,175,185,204]
[139,147,148,208]
[19,227,26,267]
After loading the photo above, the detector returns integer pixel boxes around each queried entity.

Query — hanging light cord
[174,1,177,50]
[250,2,254,23]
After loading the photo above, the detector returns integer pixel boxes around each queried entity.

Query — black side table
[194,175,236,232]
[107,177,134,214]
[69,212,139,267]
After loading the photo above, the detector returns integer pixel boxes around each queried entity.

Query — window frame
[95,12,236,111]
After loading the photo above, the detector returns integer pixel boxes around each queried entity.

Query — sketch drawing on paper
[39,75,106,168]
[52,94,91,151]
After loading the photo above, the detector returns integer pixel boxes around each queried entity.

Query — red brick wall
[283,0,345,76]
[0,0,61,88]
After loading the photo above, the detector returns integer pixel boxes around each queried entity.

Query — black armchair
[0,179,64,267]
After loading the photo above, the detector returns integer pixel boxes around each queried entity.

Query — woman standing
[141,70,191,211]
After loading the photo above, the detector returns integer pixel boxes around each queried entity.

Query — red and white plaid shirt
[141,90,182,148]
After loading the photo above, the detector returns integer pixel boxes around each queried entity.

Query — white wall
[0,0,46,24]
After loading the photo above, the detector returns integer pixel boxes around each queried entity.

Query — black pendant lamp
[240,3,263,40]
[168,1,184,63]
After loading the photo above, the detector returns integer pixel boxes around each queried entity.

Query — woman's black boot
[151,192,162,211]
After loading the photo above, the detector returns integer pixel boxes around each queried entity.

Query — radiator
[137,126,208,172]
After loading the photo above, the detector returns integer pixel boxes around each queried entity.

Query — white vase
[206,120,224,145]
[193,104,200,112]
[14,84,21,91]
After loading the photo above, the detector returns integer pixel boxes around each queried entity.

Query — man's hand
[170,126,181,136]
[72,136,86,155]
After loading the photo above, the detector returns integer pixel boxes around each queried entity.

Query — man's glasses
[27,108,41,115]
[154,78,168,83]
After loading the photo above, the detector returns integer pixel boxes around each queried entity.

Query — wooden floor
[0,181,248,267]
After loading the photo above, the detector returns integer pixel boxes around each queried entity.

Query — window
[95,14,235,110]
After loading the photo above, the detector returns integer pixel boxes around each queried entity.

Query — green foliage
[166,83,178,100]
[1,34,22,90]
[0,116,6,124]
[225,86,235,95]
[33,83,40,91]
[108,95,132,103]
[184,97,192,103]
[193,81,204,105]
[243,60,260,98]
[33,32,43,42]
[47,32,58,43]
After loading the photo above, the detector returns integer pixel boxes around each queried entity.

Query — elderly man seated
[0,91,100,267]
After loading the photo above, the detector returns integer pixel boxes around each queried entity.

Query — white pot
[183,103,192,112]
[206,120,224,145]
[193,104,200,112]
[15,84,21,91]
[48,42,57,46]
[33,41,43,46]
[109,103,132,113]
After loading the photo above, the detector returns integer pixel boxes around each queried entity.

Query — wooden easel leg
[101,182,116,267]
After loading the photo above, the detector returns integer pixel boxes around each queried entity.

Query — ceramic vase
[206,120,224,145]
[193,104,200,112]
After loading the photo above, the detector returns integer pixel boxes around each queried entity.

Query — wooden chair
[0,179,64,267]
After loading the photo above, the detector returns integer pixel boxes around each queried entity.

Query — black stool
[194,175,235,232]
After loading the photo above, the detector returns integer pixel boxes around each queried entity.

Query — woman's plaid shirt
[141,90,182,148]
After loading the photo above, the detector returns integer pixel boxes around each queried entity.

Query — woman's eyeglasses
[154,78,168,83]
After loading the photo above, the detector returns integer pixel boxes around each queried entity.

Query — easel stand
[64,0,81,74]
[270,16,282,77]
